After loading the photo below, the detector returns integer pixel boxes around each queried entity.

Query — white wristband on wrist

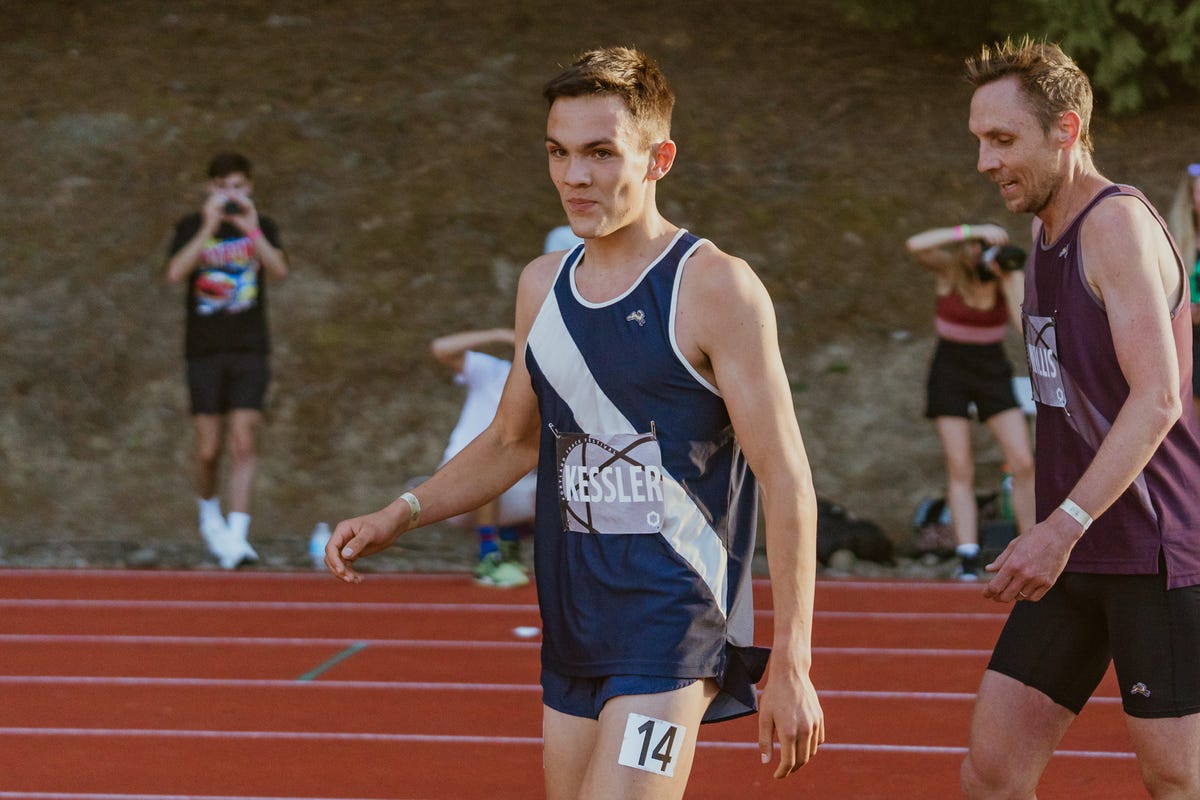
[399,492,421,528]
[1057,498,1093,531]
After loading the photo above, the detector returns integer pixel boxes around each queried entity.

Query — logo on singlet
[626,309,646,327]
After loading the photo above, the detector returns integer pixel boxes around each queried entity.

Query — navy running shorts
[987,560,1200,718]
[541,668,697,720]
[925,339,1017,422]
[187,352,269,415]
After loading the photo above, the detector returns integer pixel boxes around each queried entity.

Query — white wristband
[1057,498,1092,531]
[399,492,421,528]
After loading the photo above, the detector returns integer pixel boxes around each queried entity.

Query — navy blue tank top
[524,229,767,721]
[1023,184,1200,587]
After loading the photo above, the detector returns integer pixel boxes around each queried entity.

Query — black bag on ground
[816,497,895,565]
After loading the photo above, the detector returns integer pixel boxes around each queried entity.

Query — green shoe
[475,552,530,589]
[498,540,529,573]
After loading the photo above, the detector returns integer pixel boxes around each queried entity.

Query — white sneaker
[237,539,259,565]
[200,516,243,570]
[224,512,259,568]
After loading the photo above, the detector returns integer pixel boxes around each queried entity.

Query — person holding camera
[165,152,288,568]
[906,222,1035,578]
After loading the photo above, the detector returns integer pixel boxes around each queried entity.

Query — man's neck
[571,214,681,304]
[1037,161,1110,244]
[582,212,678,273]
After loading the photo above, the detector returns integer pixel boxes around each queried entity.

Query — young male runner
[325,47,824,798]
[960,38,1200,798]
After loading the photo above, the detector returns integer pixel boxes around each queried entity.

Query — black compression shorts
[987,558,1200,718]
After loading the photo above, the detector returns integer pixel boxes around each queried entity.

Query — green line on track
[297,641,368,681]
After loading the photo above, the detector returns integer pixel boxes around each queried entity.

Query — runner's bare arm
[679,245,825,778]
[1066,199,1182,518]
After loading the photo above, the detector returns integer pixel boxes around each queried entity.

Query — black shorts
[187,352,269,415]
[925,339,1017,422]
[987,560,1200,718]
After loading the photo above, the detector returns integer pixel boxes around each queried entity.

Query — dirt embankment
[1,2,1194,571]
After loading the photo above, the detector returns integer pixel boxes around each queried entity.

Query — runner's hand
[757,660,824,778]
[983,515,1079,603]
[325,506,406,583]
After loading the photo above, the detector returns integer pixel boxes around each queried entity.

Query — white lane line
[0,568,469,582]
[0,633,541,648]
[0,675,1122,703]
[0,795,429,800]
[0,727,1134,760]
[0,598,541,613]
[813,580,987,592]
[0,568,980,592]
[0,634,997,657]
[0,597,1007,623]
[0,675,541,692]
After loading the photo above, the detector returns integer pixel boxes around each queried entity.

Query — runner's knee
[961,750,1036,800]
[1137,752,1200,799]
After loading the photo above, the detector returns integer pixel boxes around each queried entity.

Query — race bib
[553,427,665,534]
[617,713,686,777]
[1023,313,1066,408]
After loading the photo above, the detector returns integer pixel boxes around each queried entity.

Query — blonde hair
[964,36,1094,155]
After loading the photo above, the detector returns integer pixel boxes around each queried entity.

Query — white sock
[956,542,980,558]
[227,511,251,541]
[197,496,223,524]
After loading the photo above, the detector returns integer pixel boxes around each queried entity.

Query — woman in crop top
[906,223,1035,578]
[1167,163,1200,423]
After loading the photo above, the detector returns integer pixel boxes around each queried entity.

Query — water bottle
[309,522,332,568]
[999,466,1014,521]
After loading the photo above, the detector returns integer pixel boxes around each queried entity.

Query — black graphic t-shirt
[168,213,282,359]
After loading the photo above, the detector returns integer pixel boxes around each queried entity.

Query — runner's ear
[647,140,676,181]
[1055,110,1081,151]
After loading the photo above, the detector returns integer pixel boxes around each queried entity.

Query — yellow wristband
[399,491,421,528]
[1057,498,1093,531]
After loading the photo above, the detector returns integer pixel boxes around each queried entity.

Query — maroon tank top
[935,289,1009,344]
[1023,184,1200,588]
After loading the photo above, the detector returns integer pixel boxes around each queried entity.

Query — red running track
[0,569,1143,799]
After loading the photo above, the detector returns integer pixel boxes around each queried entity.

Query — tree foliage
[831,0,1200,113]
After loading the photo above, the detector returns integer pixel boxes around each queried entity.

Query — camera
[976,244,1027,282]
[222,199,243,215]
